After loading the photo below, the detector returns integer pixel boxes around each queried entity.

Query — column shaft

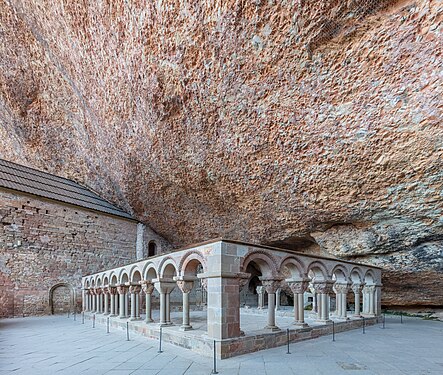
[297,293,305,323]
[119,293,125,318]
[159,293,167,325]
[146,294,153,322]
[130,293,136,319]
[266,293,277,329]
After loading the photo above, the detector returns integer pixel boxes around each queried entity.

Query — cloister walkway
[1,315,442,374]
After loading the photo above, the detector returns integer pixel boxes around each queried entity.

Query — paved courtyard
[1,314,442,375]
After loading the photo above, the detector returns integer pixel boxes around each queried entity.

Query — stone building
[0,159,169,317]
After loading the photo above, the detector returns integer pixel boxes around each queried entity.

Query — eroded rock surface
[0,0,442,306]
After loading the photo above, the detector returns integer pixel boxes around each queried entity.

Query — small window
[148,241,157,257]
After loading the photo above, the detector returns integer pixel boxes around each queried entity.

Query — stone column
[352,283,363,317]
[177,280,194,331]
[103,287,110,315]
[117,285,128,318]
[275,288,281,311]
[313,281,334,323]
[288,280,309,327]
[141,281,154,323]
[334,283,350,319]
[129,285,142,320]
[91,289,97,312]
[256,286,265,309]
[261,279,281,331]
[362,285,376,316]
[98,288,104,313]
[109,287,117,316]
[154,279,176,326]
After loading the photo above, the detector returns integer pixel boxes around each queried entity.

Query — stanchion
[93,314,95,328]
[382,313,385,329]
[158,327,163,353]
[126,322,130,341]
[82,312,85,324]
[362,317,365,334]
[68,310,70,318]
[211,340,218,374]
[400,313,403,324]
[286,329,291,354]
[74,311,76,321]
[107,317,110,333]
[332,321,335,342]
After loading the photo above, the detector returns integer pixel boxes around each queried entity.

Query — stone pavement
[1,315,442,375]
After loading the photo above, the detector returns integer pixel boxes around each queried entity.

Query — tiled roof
[0,158,134,220]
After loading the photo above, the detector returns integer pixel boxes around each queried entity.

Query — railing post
[158,327,163,353]
[126,322,129,341]
[286,329,291,354]
[362,317,365,334]
[332,321,335,341]
[93,314,95,328]
[211,340,218,374]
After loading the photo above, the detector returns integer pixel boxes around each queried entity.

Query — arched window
[148,241,157,257]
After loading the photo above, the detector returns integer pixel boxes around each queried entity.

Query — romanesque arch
[49,283,75,315]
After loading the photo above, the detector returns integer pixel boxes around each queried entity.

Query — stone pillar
[117,285,128,318]
[352,283,363,317]
[374,284,382,316]
[91,289,97,312]
[334,283,350,319]
[141,281,154,323]
[256,286,265,309]
[362,285,376,316]
[129,285,142,320]
[154,279,176,326]
[109,287,117,316]
[275,288,281,311]
[313,281,334,323]
[261,279,281,331]
[288,280,309,327]
[204,275,242,339]
[177,280,194,331]
[103,287,110,315]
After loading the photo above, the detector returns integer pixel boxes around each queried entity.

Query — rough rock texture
[0,0,442,307]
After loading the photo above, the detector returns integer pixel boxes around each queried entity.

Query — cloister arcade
[82,239,382,357]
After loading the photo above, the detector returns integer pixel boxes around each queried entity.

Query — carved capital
[109,287,118,295]
[351,283,364,294]
[333,283,350,294]
[102,287,110,295]
[288,280,309,294]
[312,281,334,294]
[117,285,128,295]
[238,277,250,291]
[200,278,208,291]
[363,285,376,294]
[141,281,154,295]
[261,279,282,294]
[256,286,265,295]
[94,288,102,295]
[177,280,194,294]
[129,285,141,294]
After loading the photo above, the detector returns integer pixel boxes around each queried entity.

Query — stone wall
[0,188,139,317]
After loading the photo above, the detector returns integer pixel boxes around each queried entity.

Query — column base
[119,316,129,319]
[103,313,110,316]
[129,317,142,321]
[264,325,281,332]
[145,318,154,323]
[293,321,309,328]
[337,316,350,321]
[316,319,333,324]
[160,322,174,327]
[109,314,117,317]
[180,325,193,331]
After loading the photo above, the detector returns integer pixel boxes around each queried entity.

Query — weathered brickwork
[0,188,138,317]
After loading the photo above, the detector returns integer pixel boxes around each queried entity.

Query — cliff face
[1,0,442,307]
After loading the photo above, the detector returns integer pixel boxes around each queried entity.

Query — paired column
[256,286,265,309]
[154,279,176,326]
[103,287,110,315]
[275,288,281,311]
[141,281,154,323]
[352,283,364,317]
[260,278,281,331]
[176,280,194,331]
[117,285,129,318]
[288,279,309,327]
[313,281,334,323]
[109,287,118,316]
[362,285,376,316]
[333,283,350,319]
[91,289,96,312]
[129,285,142,320]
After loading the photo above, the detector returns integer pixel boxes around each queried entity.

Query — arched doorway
[148,241,157,257]
[49,283,75,314]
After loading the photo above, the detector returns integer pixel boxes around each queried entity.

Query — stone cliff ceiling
[0,0,442,271]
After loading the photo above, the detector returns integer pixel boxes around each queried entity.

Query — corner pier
[82,239,382,358]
